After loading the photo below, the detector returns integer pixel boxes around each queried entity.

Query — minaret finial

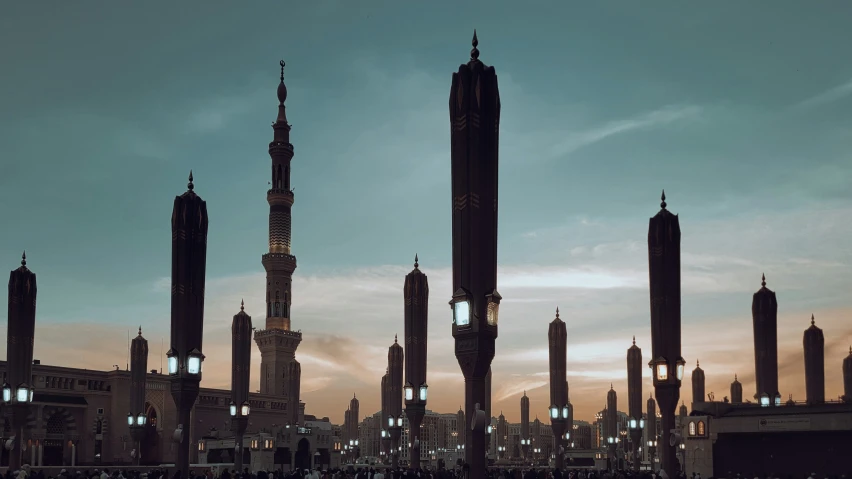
[21,251,26,267]
[138,326,142,336]
[697,359,700,367]
[848,345,851,355]
[188,170,194,191]
[660,189,667,209]
[811,313,815,326]
[632,335,636,345]
[610,383,613,390]
[734,373,738,381]
[241,298,245,311]
[414,254,419,268]
[277,60,288,105]
[470,29,480,61]
[555,307,560,318]
[761,273,766,287]
[394,334,398,343]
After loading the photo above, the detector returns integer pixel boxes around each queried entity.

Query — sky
[1,2,851,425]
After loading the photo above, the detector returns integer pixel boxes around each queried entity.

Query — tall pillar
[842,347,851,403]
[647,191,684,476]
[404,256,429,470]
[231,301,252,472]
[803,315,825,404]
[129,327,149,465]
[606,387,618,469]
[380,371,391,460]
[691,361,705,406]
[548,308,568,470]
[752,274,779,400]
[167,172,209,479]
[646,395,657,470]
[449,31,502,479]
[520,393,529,460]
[627,338,643,472]
[5,253,37,472]
[349,395,360,460]
[387,337,404,469]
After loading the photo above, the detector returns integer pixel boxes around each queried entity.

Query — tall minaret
[803,314,825,404]
[627,337,643,472]
[403,255,429,468]
[646,394,657,464]
[752,273,779,400]
[255,61,302,399]
[692,360,705,406]
[349,394,360,453]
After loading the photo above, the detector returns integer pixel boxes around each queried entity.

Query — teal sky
[2,2,851,423]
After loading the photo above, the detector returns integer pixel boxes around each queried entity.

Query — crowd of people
[2,465,848,479]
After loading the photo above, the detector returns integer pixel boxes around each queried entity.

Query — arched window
[688,421,696,436]
[274,291,281,317]
[697,421,705,436]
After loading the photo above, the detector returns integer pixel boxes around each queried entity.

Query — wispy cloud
[791,78,852,110]
[548,105,702,159]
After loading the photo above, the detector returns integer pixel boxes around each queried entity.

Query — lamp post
[648,190,684,475]
[449,31,502,479]
[548,308,568,470]
[231,300,252,472]
[168,172,209,479]
[388,336,404,469]
[129,327,149,465]
[5,252,37,472]
[404,255,429,469]
[628,337,643,472]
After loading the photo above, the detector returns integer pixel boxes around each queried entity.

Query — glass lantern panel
[419,386,427,401]
[454,301,470,326]
[656,364,668,381]
[405,387,414,401]
[676,363,684,381]
[16,387,28,403]
[487,302,499,326]
[168,357,179,375]
[187,356,201,375]
[241,404,250,416]
[2,387,10,402]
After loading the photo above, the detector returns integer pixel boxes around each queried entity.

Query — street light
[2,383,33,405]
[405,383,414,401]
[166,349,179,375]
[549,406,558,419]
[562,406,570,419]
[186,348,204,375]
[675,357,686,381]
[127,413,134,426]
[419,384,428,401]
[137,413,146,426]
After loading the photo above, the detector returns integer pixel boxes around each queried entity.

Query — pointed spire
[138,326,142,336]
[697,359,700,368]
[241,299,245,311]
[734,374,738,381]
[353,393,356,399]
[21,251,26,267]
[394,334,398,343]
[610,383,613,390]
[632,335,636,346]
[811,314,815,326]
[761,273,766,288]
[470,29,480,61]
[277,60,288,105]
[414,254,419,269]
[660,189,667,209]
[555,307,560,319]
[188,170,194,191]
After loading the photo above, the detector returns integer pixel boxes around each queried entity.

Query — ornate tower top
[278,60,288,105]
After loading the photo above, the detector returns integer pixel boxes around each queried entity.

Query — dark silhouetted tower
[388,336,404,467]
[606,386,618,464]
[168,172,209,479]
[6,252,36,472]
[549,308,568,468]
[129,327,148,464]
[449,31,503,478]
[381,369,390,456]
[842,347,851,403]
[647,190,684,475]
[679,402,687,417]
[752,273,779,400]
[627,337,643,471]
[692,360,705,406]
[404,256,429,467]
[255,61,303,402]
[231,301,252,471]
[730,375,743,404]
[349,394,360,457]
[646,395,657,464]
[521,391,530,458]
[803,314,825,404]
